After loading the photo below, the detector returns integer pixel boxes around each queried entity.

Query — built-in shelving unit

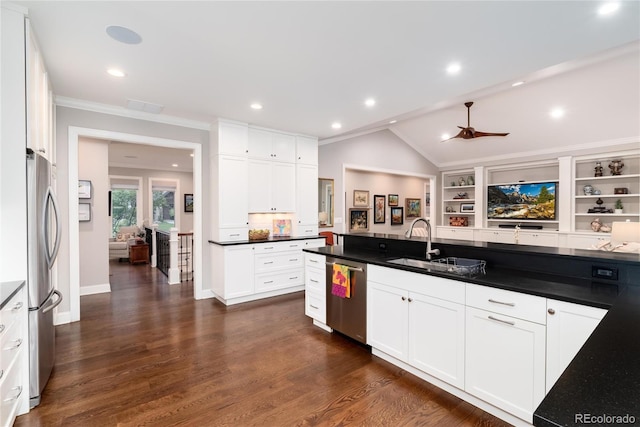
[441,169,476,228]
[573,152,639,233]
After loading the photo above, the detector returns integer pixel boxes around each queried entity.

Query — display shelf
[441,169,476,228]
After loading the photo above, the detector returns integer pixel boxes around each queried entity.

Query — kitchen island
[304,233,640,427]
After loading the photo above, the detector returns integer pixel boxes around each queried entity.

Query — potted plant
[614,199,623,214]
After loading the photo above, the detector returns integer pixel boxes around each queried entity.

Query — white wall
[319,129,439,233]
[78,137,110,291]
[55,106,209,318]
[109,166,194,233]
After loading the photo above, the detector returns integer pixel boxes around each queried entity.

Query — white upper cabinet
[295,135,318,165]
[214,120,249,156]
[248,127,296,162]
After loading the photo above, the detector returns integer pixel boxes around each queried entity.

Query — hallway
[16,262,509,426]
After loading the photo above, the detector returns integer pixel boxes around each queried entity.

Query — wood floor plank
[15,261,512,426]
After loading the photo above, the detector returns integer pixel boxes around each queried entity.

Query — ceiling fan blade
[443,129,466,141]
[457,126,466,130]
[472,131,510,138]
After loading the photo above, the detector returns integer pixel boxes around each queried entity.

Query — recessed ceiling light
[598,2,620,15]
[364,98,376,107]
[250,103,263,110]
[331,122,342,130]
[550,107,565,119]
[106,25,142,44]
[441,133,451,140]
[107,68,126,78]
[512,81,525,87]
[446,62,461,75]
[172,163,179,168]
[389,120,397,124]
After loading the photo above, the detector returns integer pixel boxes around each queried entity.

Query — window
[152,181,177,232]
[111,188,138,236]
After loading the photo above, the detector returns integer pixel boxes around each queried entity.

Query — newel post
[168,227,180,284]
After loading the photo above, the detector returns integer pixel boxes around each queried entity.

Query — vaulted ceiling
[16,1,640,168]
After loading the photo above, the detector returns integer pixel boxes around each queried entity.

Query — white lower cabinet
[368,266,465,389]
[465,285,546,423]
[304,253,327,324]
[545,299,607,393]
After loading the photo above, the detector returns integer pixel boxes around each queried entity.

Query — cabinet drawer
[304,238,326,248]
[305,253,325,268]
[255,251,303,272]
[0,354,23,427]
[219,228,249,241]
[254,241,305,253]
[1,320,24,377]
[466,284,546,324]
[255,269,304,293]
[305,291,326,323]
[0,289,25,331]
[297,226,319,236]
[305,267,325,293]
[436,227,474,241]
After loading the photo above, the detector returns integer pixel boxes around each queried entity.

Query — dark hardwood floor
[16,261,511,426]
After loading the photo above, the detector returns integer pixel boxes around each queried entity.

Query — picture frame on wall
[353,190,369,207]
[390,207,403,225]
[374,194,386,224]
[349,208,369,232]
[184,193,194,212]
[388,194,399,206]
[78,180,92,199]
[405,198,421,218]
[78,202,91,222]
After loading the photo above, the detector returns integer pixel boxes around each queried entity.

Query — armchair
[109,225,140,260]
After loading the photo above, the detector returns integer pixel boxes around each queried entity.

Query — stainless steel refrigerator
[26,148,63,408]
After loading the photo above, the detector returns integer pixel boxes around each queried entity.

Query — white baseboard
[54,310,72,325]
[80,283,112,296]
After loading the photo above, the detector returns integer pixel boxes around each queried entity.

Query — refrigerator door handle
[44,187,61,269]
[42,290,63,314]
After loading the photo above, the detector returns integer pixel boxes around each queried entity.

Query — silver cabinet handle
[4,386,22,402]
[309,259,318,263]
[488,315,515,326]
[488,298,515,307]
[6,338,23,350]
[310,304,319,310]
[289,276,298,280]
[263,261,274,265]
[548,308,556,315]
[310,279,319,283]
[12,301,23,311]
[289,258,298,262]
[264,246,274,250]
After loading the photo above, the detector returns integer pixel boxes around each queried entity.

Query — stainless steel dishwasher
[326,257,367,344]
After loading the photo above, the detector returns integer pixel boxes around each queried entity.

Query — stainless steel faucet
[405,217,441,260]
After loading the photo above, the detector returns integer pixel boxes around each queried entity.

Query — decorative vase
[458,177,466,186]
[467,175,475,185]
[583,185,594,196]
[615,209,623,215]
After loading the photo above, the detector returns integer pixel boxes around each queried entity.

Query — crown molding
[55,96,211,131]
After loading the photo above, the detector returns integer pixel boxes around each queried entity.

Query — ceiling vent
[126,99,164,114]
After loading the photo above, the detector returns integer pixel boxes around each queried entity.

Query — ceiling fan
[444,102,509,141]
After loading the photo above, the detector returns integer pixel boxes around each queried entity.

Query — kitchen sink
[387,257,486,276]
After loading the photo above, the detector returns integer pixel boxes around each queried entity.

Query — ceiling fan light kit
[445,101,509,141]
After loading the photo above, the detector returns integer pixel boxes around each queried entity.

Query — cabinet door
[367,281,408,361]
[546,299,607,392]
[248,127,273,160]
[296,136,318,165]
[465,306,546,422]
[219,156,248,228]
[271,132,296,162]
[218,121,248,156]
[518,231,558,247]
[223,245,254,299]
[409,293,465,389]
[271,162,296,212]
[477,229,515,244]
[296,164,318,225]
[248,159,272,212]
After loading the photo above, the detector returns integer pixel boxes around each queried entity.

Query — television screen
[487,182,557,220]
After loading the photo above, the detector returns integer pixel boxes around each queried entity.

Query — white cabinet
[213,120,249,156]
[212,244,254,301]
[296,163,318,235]
[368,265,465,388]
[248,127,296,163]
[563,233,610,249]
[304,253,326,324]
[518,231,559,247]
[216,155,249,233]
[465,284,546,422]
[248,160,296,213]
[545,299,607,393]
[476,229,516,244]
[436,226,474,241]
[295,135,318,165]
[0,286,28,426]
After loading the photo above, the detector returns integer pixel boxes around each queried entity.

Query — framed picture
[78,180,92,199]
[78,202,91,221]
[425,193,431,208]
[390,207,403,225]
[405,198,421,218]
[349,208,369,232]
[460,203,475,213]
[373,194,386,224]
[353,190,369,207]
[388,194,399,206]
[184,194,194,212]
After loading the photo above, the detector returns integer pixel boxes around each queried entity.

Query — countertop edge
[209,235,324,246]
[0,280,26,309]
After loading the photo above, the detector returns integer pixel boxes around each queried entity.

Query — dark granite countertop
[1,280,26,309]
[305,235,640,427]
[209,235,323,246]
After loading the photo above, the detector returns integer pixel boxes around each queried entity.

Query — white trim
[80,283,112,296]
[68,126,205,321]
[56,96,210,131]
[54,310,71,326]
